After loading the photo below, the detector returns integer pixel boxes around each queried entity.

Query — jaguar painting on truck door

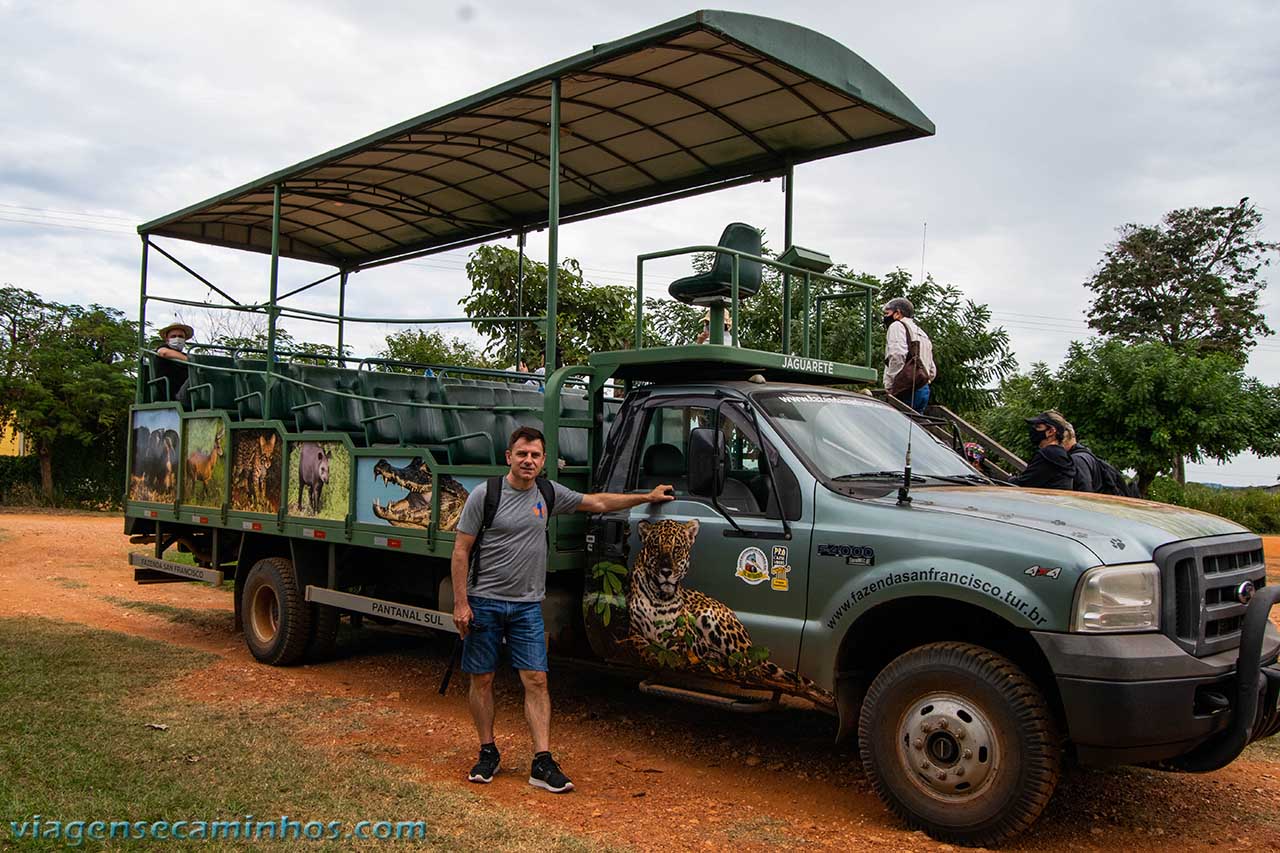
[584,394,832,705]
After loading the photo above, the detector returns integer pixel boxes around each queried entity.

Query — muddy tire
[242,557,312,666]
[858,642,1061,847]
[305,603,341,662]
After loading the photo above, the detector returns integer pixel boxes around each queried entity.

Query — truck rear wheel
[858,642,1061,847]
[242,557,312,666]
[305,603,341,662]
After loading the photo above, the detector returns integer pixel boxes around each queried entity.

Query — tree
[1084,198,1278,360]
[377,328,491,369]
[672,245,1015,414]
[461,244,634,367]
[0,287,137,498]
[867,269,1017,414]
[981,340,1277,496]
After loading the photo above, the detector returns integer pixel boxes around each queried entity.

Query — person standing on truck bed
[450,426,674,793]
[1010,413,1076,490]
[882,298,936,413]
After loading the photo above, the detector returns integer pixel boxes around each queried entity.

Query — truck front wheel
[242,557,313,666]
[858,642,1061,846]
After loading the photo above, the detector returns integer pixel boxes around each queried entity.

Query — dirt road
[2,512,1278,851]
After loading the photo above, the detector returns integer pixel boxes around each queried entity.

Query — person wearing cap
[1044,410,1103,493]
[1009,413,1075,490]
[882,298,936,413]
[156,322,193,362]
[695,309,732,344]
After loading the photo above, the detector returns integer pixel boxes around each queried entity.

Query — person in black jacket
[1010,414,1075,490]
[1046,412,1104,493]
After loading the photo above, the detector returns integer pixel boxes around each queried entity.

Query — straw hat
[157,322,194,340]
[700,308,733,329]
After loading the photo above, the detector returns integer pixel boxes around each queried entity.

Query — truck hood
[900,486,1248,564]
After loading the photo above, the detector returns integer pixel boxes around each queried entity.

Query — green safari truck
[122,11,1280,846]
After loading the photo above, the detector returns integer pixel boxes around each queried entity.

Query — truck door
[586,395,811,673]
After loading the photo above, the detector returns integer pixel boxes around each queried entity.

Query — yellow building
[0,422,27,456]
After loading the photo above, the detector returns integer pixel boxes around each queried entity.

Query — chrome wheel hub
[896,693,997,801]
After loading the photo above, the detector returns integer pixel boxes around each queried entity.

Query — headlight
[1071,563,1160,633]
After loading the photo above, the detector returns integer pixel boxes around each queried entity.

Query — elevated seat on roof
[667,223,763,306]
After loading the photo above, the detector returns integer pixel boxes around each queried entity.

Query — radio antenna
[898,221,927,506]
[919,221,927,284]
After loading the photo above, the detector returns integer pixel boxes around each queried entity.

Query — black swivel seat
[667,222,763,307]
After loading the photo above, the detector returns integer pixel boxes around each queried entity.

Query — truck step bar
[305,586,457,634]
[639,679,780,713]
[130,551,224,585]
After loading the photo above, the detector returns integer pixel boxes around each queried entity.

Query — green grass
[103,597,233,633]
[724,814,793,845]
[49,577,87,590]
[0,618,608,851]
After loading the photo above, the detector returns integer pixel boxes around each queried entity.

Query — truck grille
[1158,535,1266,658]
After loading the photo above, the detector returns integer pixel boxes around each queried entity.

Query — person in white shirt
[882,298,937,413]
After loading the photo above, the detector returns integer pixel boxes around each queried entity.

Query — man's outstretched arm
[577,485,674,513]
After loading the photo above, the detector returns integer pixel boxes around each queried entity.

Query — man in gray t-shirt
[450,425,672,794]
[455,476,583,602]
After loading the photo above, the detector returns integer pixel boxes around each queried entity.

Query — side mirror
[688,427,726,497]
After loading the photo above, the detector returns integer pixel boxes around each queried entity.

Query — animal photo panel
[182,417,227,508]
[354,456,474,530]
[287,440,350,521]
[128,409,181,503]
[230,429,282,514]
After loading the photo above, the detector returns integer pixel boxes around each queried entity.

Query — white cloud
[1,0,1276,483]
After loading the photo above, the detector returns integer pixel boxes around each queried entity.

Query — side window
[723,408,803,521]
[634,404,708,494]
[631,402,801,520]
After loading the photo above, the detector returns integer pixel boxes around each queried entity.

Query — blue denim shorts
[461,596,548,674]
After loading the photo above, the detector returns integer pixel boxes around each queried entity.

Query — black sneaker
[529,752,574,793]
[468,745,500,783]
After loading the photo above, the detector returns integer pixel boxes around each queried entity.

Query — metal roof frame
[137,9,934,270]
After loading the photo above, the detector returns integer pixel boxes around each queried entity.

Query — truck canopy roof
[137,9,933,269]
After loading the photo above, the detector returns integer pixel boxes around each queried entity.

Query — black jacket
[1068,445,1104,493]
[1011,444,1075,490]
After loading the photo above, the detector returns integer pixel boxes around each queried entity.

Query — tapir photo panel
[286,439,350,521]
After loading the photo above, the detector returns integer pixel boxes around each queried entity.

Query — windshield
[754,391,980,482]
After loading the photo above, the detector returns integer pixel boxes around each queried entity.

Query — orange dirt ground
[1,512,1278,852]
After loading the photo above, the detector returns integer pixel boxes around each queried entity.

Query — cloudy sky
[2,0,1277,485]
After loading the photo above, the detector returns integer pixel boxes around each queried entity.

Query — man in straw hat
[695,308,732,344]
[156,321,194,362]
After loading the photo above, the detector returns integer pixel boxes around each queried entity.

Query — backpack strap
[468,475,505,587]
[535,477,556,518]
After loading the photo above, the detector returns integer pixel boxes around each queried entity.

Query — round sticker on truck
[735,547,770,585]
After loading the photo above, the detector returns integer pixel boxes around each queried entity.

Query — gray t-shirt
[457,477,584,602]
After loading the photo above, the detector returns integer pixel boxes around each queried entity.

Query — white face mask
[166,336,186,351]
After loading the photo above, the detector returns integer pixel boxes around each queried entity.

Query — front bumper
[1033,592,1280,767]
